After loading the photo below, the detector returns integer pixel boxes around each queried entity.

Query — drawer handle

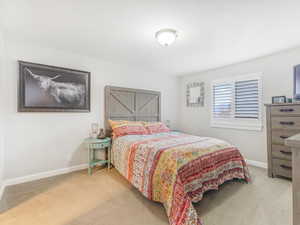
[280,165,292,170]
[279,121,295,126]
[279,135,289,139]
[280,150,292,155]
[280,108,294,112]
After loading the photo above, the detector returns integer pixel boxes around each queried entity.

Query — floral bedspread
[112,132,250,225]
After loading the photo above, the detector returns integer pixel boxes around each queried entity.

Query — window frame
[210,73,263,131]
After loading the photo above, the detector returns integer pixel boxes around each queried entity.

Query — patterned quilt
[112,132,250,225]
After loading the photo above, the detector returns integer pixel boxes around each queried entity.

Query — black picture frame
[18,61,91,112]
[272,96,286,104]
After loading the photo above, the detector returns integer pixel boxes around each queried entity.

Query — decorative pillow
[108,120,148,138]
[143,122,170,134]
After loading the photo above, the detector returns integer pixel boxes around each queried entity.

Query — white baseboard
[246,159,267,169]
[4,164,88,187]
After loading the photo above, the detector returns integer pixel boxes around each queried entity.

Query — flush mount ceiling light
[155,29,178,47]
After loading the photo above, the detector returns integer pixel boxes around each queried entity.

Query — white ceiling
[2,0,300,76]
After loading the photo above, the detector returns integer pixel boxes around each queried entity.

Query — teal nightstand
[84,137,111,175]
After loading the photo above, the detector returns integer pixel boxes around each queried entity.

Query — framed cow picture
[18,61,90,112]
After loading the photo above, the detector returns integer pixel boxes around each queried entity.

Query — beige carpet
[0,166,291,225]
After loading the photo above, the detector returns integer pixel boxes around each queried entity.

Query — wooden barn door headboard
[104,86,161,134]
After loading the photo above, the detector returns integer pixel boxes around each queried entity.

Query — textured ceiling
[2,0,300,76]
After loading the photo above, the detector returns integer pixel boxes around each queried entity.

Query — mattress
[111,131,250,225]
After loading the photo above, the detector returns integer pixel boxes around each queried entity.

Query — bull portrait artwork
[18,61,90,112]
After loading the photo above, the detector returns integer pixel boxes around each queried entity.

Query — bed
[105,86,250,225]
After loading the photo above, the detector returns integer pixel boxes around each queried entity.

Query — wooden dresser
[285,134,300,224]
[265,103,300,179]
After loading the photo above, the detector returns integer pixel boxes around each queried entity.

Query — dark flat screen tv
[294,64,300,100]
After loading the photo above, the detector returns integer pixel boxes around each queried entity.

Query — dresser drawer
[271,117,300,130]
[273,159,292,179]
[272,144,292,160]
[272,129,300,145]
[271,105,300,116]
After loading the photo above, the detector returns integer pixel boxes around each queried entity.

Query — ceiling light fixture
[155,28,178,47]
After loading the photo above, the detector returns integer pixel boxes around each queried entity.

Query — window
[211,74,262,131]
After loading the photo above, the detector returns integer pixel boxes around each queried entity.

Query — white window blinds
[212,75,262,129]
[213,83,233,119]
[235,79,259,119]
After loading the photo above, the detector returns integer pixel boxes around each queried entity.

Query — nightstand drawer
[273,159,292,179]
[89,142,110,149]
[272,144,292,160]
[271,117,300,130]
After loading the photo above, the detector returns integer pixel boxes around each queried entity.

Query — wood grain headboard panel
[104,86,161,135]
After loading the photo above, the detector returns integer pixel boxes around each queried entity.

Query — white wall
[0,29,5,191]
[3,40,179,180]
[179,47,300,163]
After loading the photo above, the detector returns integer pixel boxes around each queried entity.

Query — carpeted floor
[0,166,291,225]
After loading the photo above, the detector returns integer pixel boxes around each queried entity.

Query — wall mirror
[186,82,204,107]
